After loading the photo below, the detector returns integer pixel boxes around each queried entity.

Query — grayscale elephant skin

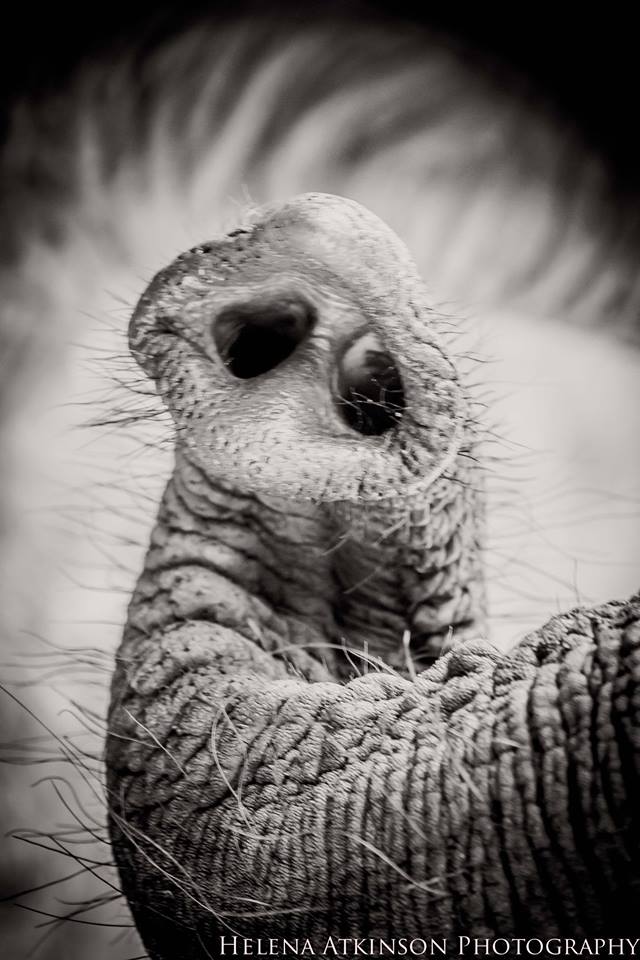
[106,194,640,958]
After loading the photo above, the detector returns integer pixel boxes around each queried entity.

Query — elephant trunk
[106,195,639,957]
[125,193,486,672]
[108,593,640,957]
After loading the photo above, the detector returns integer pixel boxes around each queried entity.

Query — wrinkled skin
[107,194,639,958]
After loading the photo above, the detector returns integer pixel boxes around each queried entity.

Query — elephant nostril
[213,296,317,379]
[335,331,405,436]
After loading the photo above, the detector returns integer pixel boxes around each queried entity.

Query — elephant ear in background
[107,194,640,958]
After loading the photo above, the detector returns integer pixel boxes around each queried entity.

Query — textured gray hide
[107,195,640,959]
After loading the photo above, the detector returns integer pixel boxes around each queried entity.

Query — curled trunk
[106,195,640,957]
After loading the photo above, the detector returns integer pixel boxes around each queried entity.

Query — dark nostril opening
[335,332,405,436]
[213,296,317,379]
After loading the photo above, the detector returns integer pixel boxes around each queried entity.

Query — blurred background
[1,3,639,957]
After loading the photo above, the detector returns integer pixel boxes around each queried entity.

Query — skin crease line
[0,11,639,959]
